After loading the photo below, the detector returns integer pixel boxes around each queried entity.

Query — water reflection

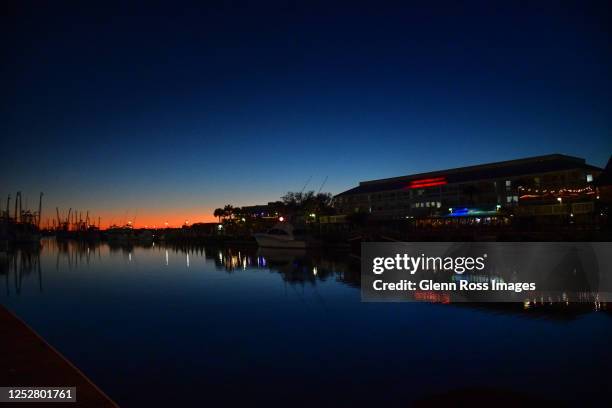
[0,244,42,295]
[1,239,610,406]
[51,239,102,270]
[1,239,609,322]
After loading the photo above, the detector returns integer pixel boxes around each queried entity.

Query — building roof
[336,154,602,197]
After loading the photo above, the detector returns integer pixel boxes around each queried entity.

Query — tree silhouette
[223,204,234,220]
[213,208,224,223]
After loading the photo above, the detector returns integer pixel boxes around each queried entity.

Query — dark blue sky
[2,1,611,225]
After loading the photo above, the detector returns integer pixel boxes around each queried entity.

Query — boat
[105,225,135,242]
[2,192,43,244]
[253,222,317,248]
[105,225,154,244]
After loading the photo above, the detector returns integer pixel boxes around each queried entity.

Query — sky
[2,1,611,227]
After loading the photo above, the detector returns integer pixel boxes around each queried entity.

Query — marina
[0,239,609,406]
[3,2,611,405]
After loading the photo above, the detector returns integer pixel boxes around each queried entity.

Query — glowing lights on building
[407,177,448,189]
[448,207,498,217]
[518,185,595,200]
[336,155,603,221]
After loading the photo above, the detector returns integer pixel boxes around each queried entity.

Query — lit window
[586,174,593,183]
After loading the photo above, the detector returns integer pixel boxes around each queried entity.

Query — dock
[0,305,117,407]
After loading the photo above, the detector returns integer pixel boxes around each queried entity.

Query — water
[1,239,610,406]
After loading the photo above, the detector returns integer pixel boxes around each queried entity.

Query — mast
[14,192,19,221]
[38,192,43,227]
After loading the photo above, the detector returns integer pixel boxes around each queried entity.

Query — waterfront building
[240,203,282,219]
[334,154,604,226]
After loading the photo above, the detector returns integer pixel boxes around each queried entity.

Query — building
[595,156,612,203]
[334,154,603,226]
[240,203,282,219]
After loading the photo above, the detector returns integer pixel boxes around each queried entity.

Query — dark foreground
[0,305,117,407]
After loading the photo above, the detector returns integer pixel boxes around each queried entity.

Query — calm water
[1,239,610,406]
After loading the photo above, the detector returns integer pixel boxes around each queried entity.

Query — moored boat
[253,222,318,248]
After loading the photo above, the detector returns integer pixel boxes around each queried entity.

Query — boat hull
[253,234,308,249]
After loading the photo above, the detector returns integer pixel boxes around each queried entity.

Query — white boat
[253,223,315,248]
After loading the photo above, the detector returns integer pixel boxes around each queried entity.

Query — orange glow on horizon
[41,210,218,230]
[101,213,217,229]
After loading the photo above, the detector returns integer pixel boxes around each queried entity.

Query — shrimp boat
[253,222,317,249]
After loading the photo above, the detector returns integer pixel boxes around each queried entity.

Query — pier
[0,305,117,407]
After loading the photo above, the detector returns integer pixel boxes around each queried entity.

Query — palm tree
[213,208,224,223]
[223,204,234,220]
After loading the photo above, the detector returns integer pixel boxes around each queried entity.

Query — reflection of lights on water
[243,257,247,270]
[186,254,190,268]
[128,252,132,262]
[523,300,530,309]
[165,250,169,266]
[313,266,318,276]
[218,251,223,262]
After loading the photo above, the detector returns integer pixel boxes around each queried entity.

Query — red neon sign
[414,291,450,304]
[408,177,447,189]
